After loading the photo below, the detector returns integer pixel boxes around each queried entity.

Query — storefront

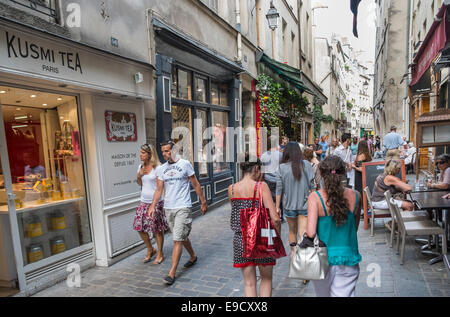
[153,18,243,209]
[409,2,450,171]
[0,20,154,295]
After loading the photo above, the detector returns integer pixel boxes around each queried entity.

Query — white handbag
[288,233,329,280]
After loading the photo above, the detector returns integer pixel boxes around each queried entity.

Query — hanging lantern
[263,95,269,103]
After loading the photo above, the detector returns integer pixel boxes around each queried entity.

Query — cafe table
[410,190,450,268]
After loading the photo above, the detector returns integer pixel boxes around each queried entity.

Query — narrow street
[32,198,449,298]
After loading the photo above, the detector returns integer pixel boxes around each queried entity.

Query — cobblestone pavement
[32,196,449,298]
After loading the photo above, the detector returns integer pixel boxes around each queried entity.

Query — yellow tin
[24,216,43,238]
[50,213,66,231]
[50,238,66,255]
[28,245,44,263]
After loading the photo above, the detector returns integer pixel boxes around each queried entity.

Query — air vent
[25,248,94,282]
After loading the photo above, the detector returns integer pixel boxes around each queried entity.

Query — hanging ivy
[256,74,283,134]
[256,74,310,137]
[313,97,334,139]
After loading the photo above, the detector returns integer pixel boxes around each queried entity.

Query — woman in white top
[133,144,169,264]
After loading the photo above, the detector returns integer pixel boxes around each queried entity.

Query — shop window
[211,82,220,105]
[196,110,209,179]
[220,84,229,107]
[171,105,193,164]
[195,78,207,103]
[177,69,192,101]
[212,111,230,173]
[0,86,91,266]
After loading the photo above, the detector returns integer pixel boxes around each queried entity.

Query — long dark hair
[281,142,303,181]
[357,140,372,162]
[318,156,349,226]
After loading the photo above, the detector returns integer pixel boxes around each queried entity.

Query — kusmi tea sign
[105,111,138,142]
[5,31,82,74]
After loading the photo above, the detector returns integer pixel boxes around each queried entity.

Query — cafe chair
[389,198,447,265]
[364,187,391,237]
[384,191,429,248]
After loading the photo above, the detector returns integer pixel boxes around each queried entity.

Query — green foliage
[313,97,335,139]
[256,74,310,135]
[346,100,353,110]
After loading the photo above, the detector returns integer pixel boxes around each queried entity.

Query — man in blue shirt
[384,126,406,159]
[318,136,329,161]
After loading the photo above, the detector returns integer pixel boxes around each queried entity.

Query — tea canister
[50,237,66,255]
[50,211,66,231]
[24,215,43,238]
[28,244,44,263]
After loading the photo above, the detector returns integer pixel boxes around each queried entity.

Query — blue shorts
[284,209,308,218]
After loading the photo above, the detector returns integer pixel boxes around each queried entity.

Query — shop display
[1,89,91,268]
[24,215,43,238]
[55,122,74,157]
[50,237,66,255]
[27,244,44,263]
[49,211,66,231]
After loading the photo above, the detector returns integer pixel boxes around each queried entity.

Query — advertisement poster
[105,111,137,142]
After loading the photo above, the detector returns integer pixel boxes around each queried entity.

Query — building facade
[373,0,410,140]
[0,0,260,296]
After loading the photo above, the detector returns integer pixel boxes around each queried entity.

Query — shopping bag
[289,233,329,280]
[240,182,286,259]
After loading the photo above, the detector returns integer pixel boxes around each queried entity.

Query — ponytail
[318,156,349,226]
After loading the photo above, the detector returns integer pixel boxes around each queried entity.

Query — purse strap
[258,182,264,210]
[251,182,259,209]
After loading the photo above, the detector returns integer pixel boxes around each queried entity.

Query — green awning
[259,54,314,94]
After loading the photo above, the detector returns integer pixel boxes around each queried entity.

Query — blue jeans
[284,209,308,218]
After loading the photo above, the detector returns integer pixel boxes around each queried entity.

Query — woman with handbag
[306,155,362,297]
[228,155,282,297]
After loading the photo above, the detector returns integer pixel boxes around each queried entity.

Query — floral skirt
[133,201,169,234]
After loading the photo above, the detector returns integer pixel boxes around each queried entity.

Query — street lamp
[266,1,279,59]
[266,2,280,30]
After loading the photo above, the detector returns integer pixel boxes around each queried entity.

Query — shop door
[0,102,25,295]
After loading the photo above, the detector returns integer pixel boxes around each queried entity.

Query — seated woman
[427,154,450,191]
[371,160,414,211]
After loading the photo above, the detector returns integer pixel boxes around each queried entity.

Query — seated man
[427,154,450,191]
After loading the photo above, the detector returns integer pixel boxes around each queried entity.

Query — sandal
[153,256,164,265]
[142,249,157,263]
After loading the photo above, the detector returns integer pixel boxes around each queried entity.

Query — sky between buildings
[312,0,377,69]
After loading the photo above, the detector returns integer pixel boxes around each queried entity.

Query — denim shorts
[284,209,308,218]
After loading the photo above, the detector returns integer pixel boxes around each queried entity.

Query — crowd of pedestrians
[130,127,433,298]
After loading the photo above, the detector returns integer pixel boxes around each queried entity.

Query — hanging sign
[105,111,137,142]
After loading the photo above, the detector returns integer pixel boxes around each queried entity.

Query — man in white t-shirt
[149,141,207,285]
[333,133,354,187]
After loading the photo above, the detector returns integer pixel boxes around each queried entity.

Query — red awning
[411,4,450,86]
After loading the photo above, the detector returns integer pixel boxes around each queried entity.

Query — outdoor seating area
[363,184,449,271]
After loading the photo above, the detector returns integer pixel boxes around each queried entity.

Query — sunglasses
[141,144,152,153]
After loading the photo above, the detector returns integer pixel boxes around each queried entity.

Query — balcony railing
[6,0,58,20]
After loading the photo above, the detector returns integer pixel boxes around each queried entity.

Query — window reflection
[196,78,207,103]
[212,111,230,173]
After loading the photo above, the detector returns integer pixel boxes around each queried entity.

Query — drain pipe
[146,9,155,66]
[235,0,242,63]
